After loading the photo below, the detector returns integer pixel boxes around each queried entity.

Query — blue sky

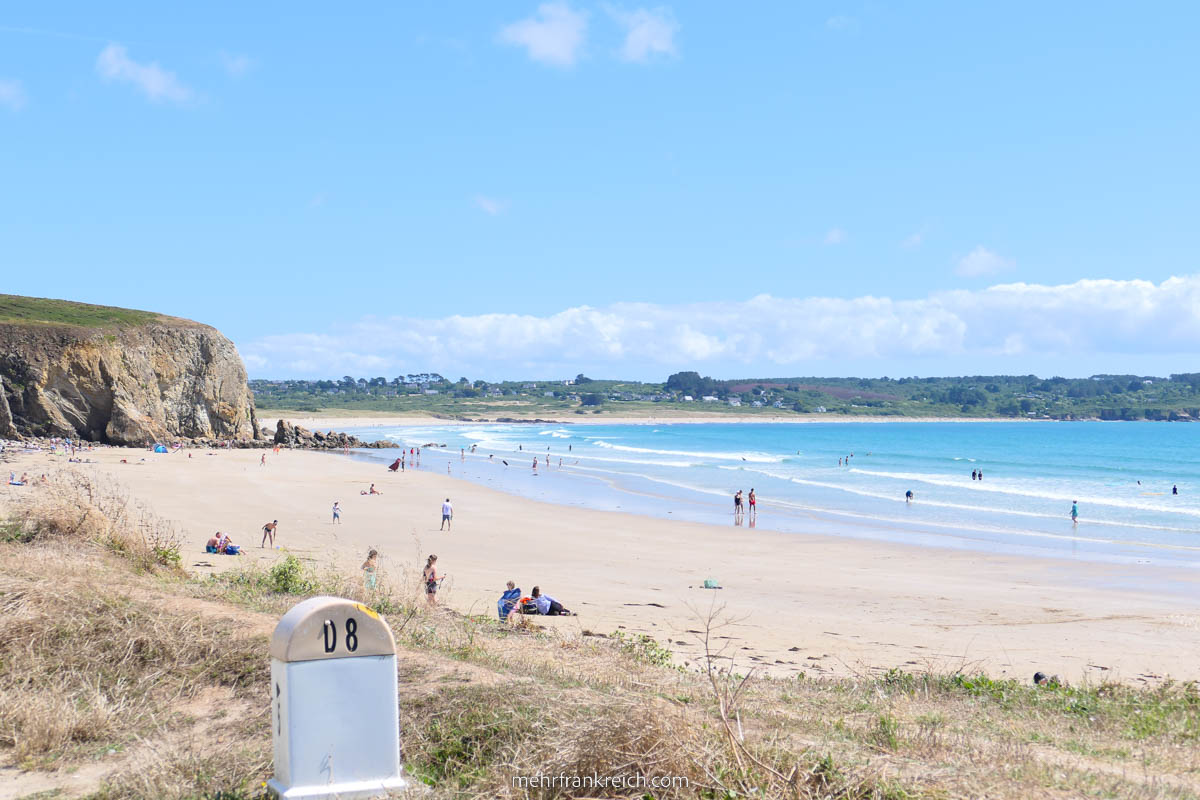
[2,3,1198,380]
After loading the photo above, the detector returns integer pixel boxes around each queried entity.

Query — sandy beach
[6,444,1196,684]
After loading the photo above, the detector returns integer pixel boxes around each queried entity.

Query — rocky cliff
[0,296,260,445]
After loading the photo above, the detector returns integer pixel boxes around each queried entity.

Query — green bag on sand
[703,578,721,589]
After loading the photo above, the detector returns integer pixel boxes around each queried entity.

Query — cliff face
[0,313,259,445]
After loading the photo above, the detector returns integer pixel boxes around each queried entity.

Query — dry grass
[2,469,183,573]
[0,553,268,769]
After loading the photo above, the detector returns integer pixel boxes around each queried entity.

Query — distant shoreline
[256,411,1054,429]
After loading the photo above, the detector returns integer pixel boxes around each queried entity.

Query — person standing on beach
[748,488,757,518]
[972,470,977,481]
[1070,501,1079,524]
[361,548,378,590]
[332,501,341,524]
[905,490,914,504]
[423,555,440,607]
[978,469,983,481]
[260,453,266,467]
[261,520,278,548]
[440,498,453,531]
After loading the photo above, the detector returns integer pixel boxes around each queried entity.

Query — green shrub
[269,555,314,595]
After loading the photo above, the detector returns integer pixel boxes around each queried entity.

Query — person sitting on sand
[217,532,239,554]
[530,586,571,616]
[360,483,382,495]
[261,520,278,548]
[361,548,379,590]
[498,580,522,620]
[206,533,222,554]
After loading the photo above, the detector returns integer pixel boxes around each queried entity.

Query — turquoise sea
[343,421,1200,568]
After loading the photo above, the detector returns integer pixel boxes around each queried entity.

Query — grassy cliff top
[0,294,167,328]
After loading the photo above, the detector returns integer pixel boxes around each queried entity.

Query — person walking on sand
[260,453,266,467]
[332,501,341,524]
[261,519,278,548]
[440,497,453,531]
[1070,501,1079,524]
[423,555,440,607]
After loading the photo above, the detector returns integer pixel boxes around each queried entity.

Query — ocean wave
[591,440,783,463]
[734,468,1199,535]
[846,468,1200,519]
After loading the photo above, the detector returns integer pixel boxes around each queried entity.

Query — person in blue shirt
[498,581,522,620]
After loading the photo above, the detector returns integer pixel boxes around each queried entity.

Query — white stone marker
[267,596,409,799]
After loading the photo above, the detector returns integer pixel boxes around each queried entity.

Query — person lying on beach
[531,586,571,616]
[7,472,22,486]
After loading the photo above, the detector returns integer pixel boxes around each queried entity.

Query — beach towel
[498,587,522,620]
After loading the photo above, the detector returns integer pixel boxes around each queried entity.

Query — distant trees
[575,373,592,384]
[665,371,720,397]
[580,393,604,406]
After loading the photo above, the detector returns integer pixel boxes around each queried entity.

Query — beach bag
[224,544,241,555]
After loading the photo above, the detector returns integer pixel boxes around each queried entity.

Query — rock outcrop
[0,301,260,445]
[272,419,399,450]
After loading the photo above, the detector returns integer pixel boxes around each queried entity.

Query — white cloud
[824,227,847,245]
[606,5,679,62]
[96,43,191,104]
[239,275,1200,378]
[218,51,253,77]
[956,245,1014,277]
[473,194,506,215]
[901,232,923,248]
[0,79,25,111]
[498,3,588,67]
